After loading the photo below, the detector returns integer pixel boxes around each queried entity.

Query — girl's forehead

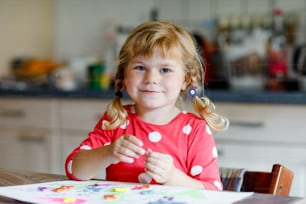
[133,47,183,61]
[131,52,183,66]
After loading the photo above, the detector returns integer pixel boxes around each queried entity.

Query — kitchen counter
[1,88,306,104]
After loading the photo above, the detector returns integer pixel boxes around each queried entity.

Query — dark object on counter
[292,44,306,91]
[265,79,299,91]
[10,58,26,69]
[193,33,229,90]
[87,63,110,90]
[292,44,306,75]
[10,57,58,81]
[204,79,229,90]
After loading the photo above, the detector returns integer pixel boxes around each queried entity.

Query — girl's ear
[181,75,191,91]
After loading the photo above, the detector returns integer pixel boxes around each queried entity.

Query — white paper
[0,180,253,204]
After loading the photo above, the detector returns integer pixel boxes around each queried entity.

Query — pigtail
[104,68,128,130]
[188,43,229,132]
[193,95,229,132]
[103,95,127,130]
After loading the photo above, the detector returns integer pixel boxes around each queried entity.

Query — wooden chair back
[241,163,294,196]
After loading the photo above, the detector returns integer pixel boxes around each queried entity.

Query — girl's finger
[125,134,143,146]
[123,135,146,155]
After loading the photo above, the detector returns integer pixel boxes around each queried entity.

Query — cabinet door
[0,128,51,172]
[60,99,132,131]
[214,103,306,143]
[60,99,110,131]
[0,98,59,129]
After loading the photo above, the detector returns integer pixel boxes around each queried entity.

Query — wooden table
[0,168,304,204]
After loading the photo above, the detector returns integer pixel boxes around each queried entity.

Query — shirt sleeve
[186,120,223,191]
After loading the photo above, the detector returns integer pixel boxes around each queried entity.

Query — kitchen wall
[0,0,54,76]
[54,0,306,62]
[1,0,306,77]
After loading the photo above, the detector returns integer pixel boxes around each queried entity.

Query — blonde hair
[104,21,229,131]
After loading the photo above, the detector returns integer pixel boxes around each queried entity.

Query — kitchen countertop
[1,88,306,104]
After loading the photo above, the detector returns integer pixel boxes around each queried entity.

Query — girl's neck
[135,105,181,125]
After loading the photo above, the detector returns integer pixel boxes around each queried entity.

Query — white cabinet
[214,102,306,197]
[0,98,60,173]
[0,128,52,172]
[59,99,109,131]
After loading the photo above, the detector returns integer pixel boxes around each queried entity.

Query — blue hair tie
[188,87,198,98]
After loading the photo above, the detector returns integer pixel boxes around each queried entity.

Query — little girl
[65,21,229,190]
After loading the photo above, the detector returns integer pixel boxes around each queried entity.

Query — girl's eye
[160,68,171,73]
[134,66,146,71]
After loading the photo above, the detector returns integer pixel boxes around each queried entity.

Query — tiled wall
[54,0,306,62]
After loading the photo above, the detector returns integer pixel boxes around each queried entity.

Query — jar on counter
[87,63,110,90]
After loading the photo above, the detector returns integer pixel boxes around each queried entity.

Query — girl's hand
[110,134,146,164]
[145,150,175,184]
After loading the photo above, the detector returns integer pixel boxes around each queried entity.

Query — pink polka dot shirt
[65,104,223,191]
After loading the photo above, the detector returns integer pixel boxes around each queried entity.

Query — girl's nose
[144,70,160,84]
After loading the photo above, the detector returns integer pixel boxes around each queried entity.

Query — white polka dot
[182,110,188,114]
[148,131,162,143]
[212,146,218,158]
[182,124,192,135]
[214,180,223,191]
[80,145,91,150]
[138,172,152,184]
[104,142,111,146]
[120,120,129,129]
[206,125,212,135]
[190,165,203,176]
[101,120,108,130]
[67,160,73,174]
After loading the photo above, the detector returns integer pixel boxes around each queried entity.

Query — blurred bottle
[266,8,288,90]
[87,63,110,90]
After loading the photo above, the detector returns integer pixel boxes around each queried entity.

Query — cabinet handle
[217,148,224,157]
[229,120,264,128]
[0,108,25,118]
[18,134,46,143]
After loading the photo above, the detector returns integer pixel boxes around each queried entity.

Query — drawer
[214,103,306,144]
[0,98,59,129]
[60,99,111,131]
[216,142,306,165]
[0,127,52,172]
[60,99,132,131]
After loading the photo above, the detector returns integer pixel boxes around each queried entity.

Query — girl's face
[124,49,188,112]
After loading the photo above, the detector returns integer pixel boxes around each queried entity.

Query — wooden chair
[221,163,294,196]
[241,163,294,196]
